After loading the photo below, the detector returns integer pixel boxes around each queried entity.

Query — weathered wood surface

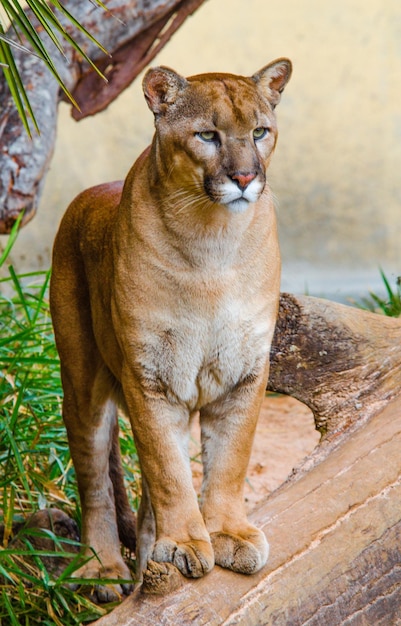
[93,394,401,625]
[0,0,206,233]
[269,293,401,439]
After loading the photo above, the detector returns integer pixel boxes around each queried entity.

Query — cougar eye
[253,127,268,140]
[198,131,219,143]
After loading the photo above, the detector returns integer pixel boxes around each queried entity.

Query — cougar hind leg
[60,365,132,600]
[109,415,137,553]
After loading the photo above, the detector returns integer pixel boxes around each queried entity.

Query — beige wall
[6,0,401,300]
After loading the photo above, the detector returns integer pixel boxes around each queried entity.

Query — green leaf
[8,266,32,323]
[0,37,36,136]
[0,0,109,133]
[46,0,110,58]
[356,269,401,317]
[0,211,24,267]
[0,31,43,60]
[2,589,21,625]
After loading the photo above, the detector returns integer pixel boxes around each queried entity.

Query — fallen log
[269,293,401,452]
[91,295,401,625]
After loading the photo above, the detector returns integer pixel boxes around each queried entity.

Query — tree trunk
[0,0,206,233]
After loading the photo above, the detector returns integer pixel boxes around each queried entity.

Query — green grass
[0,268,71,510]
[0,533,109,625]
[356,269,401,317]
[0,229,140,623]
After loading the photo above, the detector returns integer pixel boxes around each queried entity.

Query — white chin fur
[218,179,263,213]
[226,198,250,213]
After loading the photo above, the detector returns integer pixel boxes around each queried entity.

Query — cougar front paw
[72,561,133,603]
[211,527,269,574]
[152,537,214,578]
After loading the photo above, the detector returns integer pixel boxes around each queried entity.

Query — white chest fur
[135,290,273,411]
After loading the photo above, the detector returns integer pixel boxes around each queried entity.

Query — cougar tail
[109,417,137,553]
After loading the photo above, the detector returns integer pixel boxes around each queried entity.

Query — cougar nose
[231,172,257,190]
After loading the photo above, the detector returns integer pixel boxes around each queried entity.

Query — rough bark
[0,0,206,233]
[269,293,401,439]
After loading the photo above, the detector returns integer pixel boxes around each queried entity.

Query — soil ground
[190,394,321,511]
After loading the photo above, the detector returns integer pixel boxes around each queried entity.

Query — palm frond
[0,0,109,134]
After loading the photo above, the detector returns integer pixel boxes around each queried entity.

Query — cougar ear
[252,58,292,109]
[143,66,188,115]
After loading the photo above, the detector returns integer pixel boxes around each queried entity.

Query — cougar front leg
[199,372,269,575]
[124,384,214,581]
[136,472,155,579]
[62,375,132,601]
